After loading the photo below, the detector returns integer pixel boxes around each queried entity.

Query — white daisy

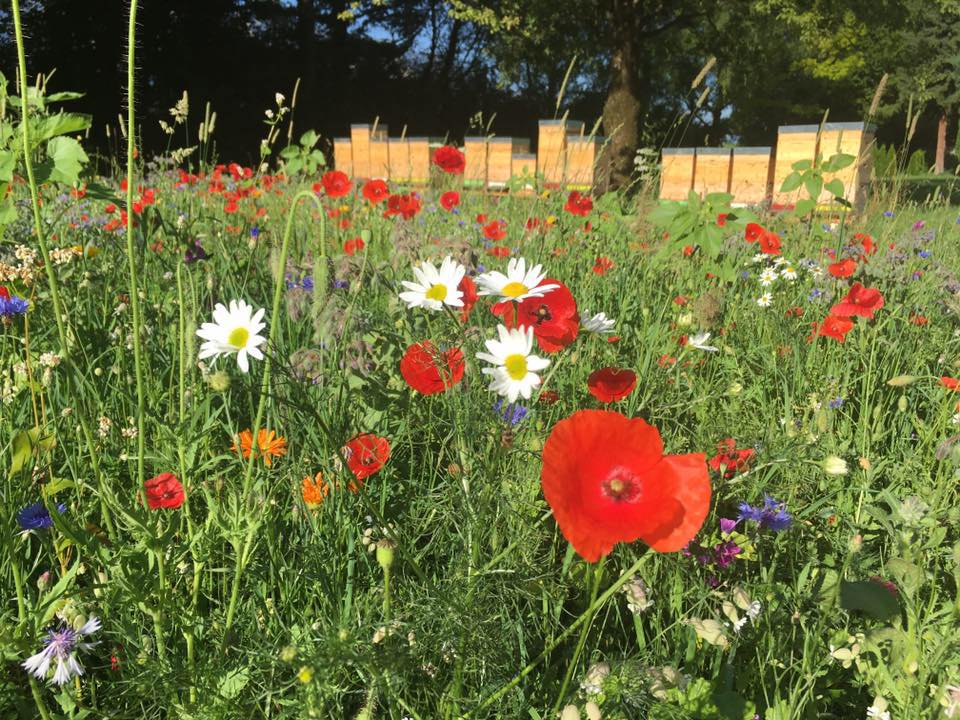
[476,257,558,303]
[756,293,773,307]
[397,256,466,311]
[476,325,550,402]
[580,310,616,334]
[196,299,266,373]
[751,253,767,264]
[688,331,718,352]
[759,268,779,286]
[780,266,798,281]
[772,256,788,267]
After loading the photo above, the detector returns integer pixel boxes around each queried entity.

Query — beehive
[817,121,875,209]
[566,135,604,190]
[406,137,441,184]
[463,136,488,188]
[512,152,537,192]
[349,124,373,179]
[694,148,732,197]
[388,138,411,183]
[730,147,773,205]
[369,126,391,180]
[333,138,353,177]
[537,120,584,186]
[487,138,530,188]
[659,148,695,201]
[771,124,819,207]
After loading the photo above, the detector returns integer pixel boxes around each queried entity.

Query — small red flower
[486,246,510,258]
[432,145,466,174]
[716,213,728,227]
[362,179,389,204]
[785,306,805,318]
[745,223,764,243]
[853,232,876,256]
[830,282,884,319]
[759,230,781,255]
[144,472,185,510]
[592,256,614,275]
[564,191,593,216]
[458,275,478,322]
[320,170,352,198]
[342,433,390,482]
[708,438,755,478]
[683,245,695,257]
[0,286,9,301]
[828,258,857,278]
[940,376,959,391]
[812,314,855,343]
[483,220,507,242]
[399,341,465,395]
[909,313,928,326]
[492,279,579,352]
[343,237,365,256]
[587,367,637,402]
[440,191,460,211]
[541,409,711,562]
[384,193,422,220]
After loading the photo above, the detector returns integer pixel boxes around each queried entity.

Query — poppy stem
[460,552,646,719]
[550,556,606,714]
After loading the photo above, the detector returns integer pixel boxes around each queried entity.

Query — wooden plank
[388,138,411,183]
[659,148,695,201]
[730,147,772,205]
[487,138,530,188]
[464,136,488,188]
[333,138,353,177]
[406,137,442,184]
[350,124,372,179]
[566,135,603,190]
[772,124,819,206]
[817,121,875,209]
[537,120,584,186]
[694,148,732,196]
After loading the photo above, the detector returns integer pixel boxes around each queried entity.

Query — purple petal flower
[719,517,738,534]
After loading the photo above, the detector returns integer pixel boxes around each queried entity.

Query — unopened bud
[376,539,395,570]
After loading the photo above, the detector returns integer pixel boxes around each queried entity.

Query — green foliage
[279,129,327,177]
[779,151,855,215]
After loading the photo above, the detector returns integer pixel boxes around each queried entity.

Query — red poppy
[941,377,959,391]
[492,278,579,352]
[342,433,390,481]
[785,306,805,318]
[458,275,478,322]
[812,314,855,342]
[592,256,614,275]
[716,213,728,227]
[144,472,185,510]
[440,191,460,211]
[909,313,928,326]
[587,367,637,402]
[483,220,507,242]
[475,213,487,224]
[683,245,695,256]
[541,409,711,562]
[828,258,857,278]
[0,286,9,300]
[432,145,465,174]
[320,170,352,198]
[540,389,560,405]
[759,230,781,255]
[708,438,754,478]
[399,341,465,395]
[830,282,884,319]
[853,232,876,256]
[362,179,389,204]
[564,191,593,216]
[343,237,365,256]
[486,246,510,258]
[745,223,764,243]
[384,193,422,220]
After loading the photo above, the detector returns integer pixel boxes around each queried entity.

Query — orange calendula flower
[232,428,288,466]
[301,472,330,507]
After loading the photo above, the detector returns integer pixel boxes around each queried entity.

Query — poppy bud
[376,539,395,570]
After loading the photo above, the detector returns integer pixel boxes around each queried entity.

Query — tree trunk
[935,109,947,174]
[601,2,642,191]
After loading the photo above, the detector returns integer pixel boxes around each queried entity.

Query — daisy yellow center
[503,354,528,380]
[426,284,448,301]
[228,326,250,349]
[501,281,529,299]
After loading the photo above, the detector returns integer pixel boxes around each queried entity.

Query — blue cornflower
[0,294,29,318]
[808,288,823,301]
[829,396,844,409]
[740,271,751,279]
[883,211,894,218]
[250,226,260,239]
[918,249,931,259]
[301,275,314,292]
[759,494,792,532]
[493,399,528,426]
[736,501,763,524]
[331,279,348,290]
[17,502,66,531]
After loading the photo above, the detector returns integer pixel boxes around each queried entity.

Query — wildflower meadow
[2,3,960,719]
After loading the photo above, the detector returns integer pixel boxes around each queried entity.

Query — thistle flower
[22,617,101,685]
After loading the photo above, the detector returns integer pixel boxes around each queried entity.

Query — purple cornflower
[883,211,894,218]
[493,399,528,426]
[184,240,208,264]
[16,502,66,531]
[23,617,101,685]
[829,396,844,409]
[737,501,763,524]
[737,495,792,532]
[250,226,260,239]
[331,279,348,290]
[719,517,738,535]
[808,288,823,301]
[301,275,314,292]
[918,249,931,259]
[0,293,29,318]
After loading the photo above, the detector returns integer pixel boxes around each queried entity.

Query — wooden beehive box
[487,138,529,188]
[406,137,441,184]
[463,136,488,188]
[537,120,584,186]
[388,138,411,183]
[694,148,732,196]
[730,147,772,205]
[817,121,875,209]
[333,138,353,177]
[772,124,819,207]
[566,135,604,190]
[512,152,537,192]
[368,125,390,180]
[349,124,373,179]
[659,148,695,201]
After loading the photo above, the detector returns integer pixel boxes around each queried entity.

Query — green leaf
[38,560,81,626]
[822,153,855,171]
[839,580,900,620]
[791,158,813,172]
[29,112,92,145]
[218,667,250,699]
[794,198,816,216]
[35,136,89,187]
[8,427,54,478]
[45,91,85,104]
[824,178,845,197]
[886,375,917,387]
[704,191,733,206]
[803,175,823,200]
[279,145,300,160]
[649,202,682,228]
[779,171,803,193]
[0,150,15,183]
[299,129,318,149]
[0,196,16,226]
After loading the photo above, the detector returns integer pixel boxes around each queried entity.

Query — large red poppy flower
[828,258,857,278]
[564,191,593,216]
[745,223,764,243]
[433,145,465,174]
[759,230,781,255]
[541,409,711,562]
[854,232,876,256]
[812,314,855,342]
[362,179,389,204]
[587,367,637,402]
[343,434,390,481]
[399,341,465,395]
[458,275,478,322]
[321,170,352,198]
[144,472,185,510]
[708,438,754,478]
[831,282,884,319]
[384,193,422,220]
[491,278,579,352]
[440,191,460,212]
